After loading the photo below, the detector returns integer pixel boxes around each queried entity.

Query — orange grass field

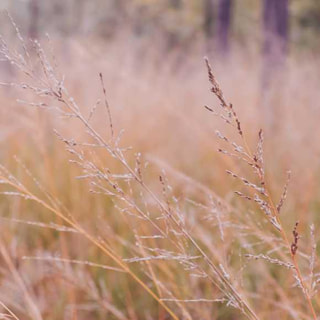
[0,24,320,320]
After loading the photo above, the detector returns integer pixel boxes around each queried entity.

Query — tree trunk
[263,0,289,77]
[216,0,233,55]
[261,0,289,129]
[204,0,215,36]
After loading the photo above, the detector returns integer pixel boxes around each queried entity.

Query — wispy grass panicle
[205,57,318,320]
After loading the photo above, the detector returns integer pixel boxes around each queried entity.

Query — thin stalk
[0,175,180,320]
[240,129,317,320]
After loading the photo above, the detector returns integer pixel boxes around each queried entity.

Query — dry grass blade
[0,173,180,320]
[0,241,42,320]
[0,301,20,320]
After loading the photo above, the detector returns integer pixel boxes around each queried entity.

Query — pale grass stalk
[56,268,129,320]
[0,240,42,320]
[21,256,126,273]
[0,301,20,320]
[0,173,180,320]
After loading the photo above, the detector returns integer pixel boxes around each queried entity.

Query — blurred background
[1,0,320,125]
[1,0,320,53]
[1,0,320,253]
[1,0,319,193]
[1,1,320,319]
[1,1,320,54]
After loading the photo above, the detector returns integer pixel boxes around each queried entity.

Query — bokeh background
[1,0,319,204]
[2,1,320,51]
[0,1,320,320]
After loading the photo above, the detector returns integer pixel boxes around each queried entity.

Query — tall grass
[0,22,319,320]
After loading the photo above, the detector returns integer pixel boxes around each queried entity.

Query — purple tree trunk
[263,0,289,72]
[261,0,289,129]
[204,0,215,53]
[216,0,233,55]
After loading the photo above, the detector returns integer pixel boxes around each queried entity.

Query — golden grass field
[0,28,320,320]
